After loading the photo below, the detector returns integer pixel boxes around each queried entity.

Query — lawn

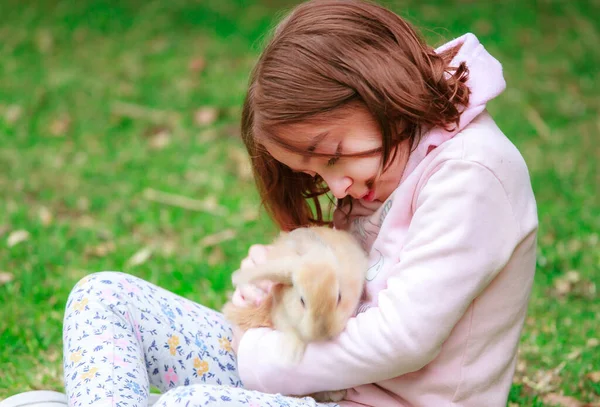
[0,0,598,405]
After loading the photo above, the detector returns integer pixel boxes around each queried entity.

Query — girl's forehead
[277,108,379,146]
[256,103,383,163]
[261,138,308,167]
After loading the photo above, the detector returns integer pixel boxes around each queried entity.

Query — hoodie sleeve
[236,158,523,396]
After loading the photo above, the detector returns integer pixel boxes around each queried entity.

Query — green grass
[0,0,598,405]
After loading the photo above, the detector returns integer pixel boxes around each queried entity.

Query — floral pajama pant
[63,271,339,407]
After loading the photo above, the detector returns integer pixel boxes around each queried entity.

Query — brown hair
[241,0,470,231]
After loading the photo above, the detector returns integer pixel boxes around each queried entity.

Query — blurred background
[0,0,598,405]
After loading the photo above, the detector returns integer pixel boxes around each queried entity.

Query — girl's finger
[240,257,255,270]
[248,244,270,264]
[255,280,274,293]
[239,283,268,306]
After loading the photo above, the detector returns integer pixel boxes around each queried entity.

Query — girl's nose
[325,175,353,199]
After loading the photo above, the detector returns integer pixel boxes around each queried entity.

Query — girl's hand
[232,244,274,307]
[240,244,271,270]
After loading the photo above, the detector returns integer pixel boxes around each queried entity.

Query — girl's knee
[69,271,123,293]
[66,271,129,309]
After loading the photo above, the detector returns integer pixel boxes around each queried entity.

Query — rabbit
[222,225,368,402]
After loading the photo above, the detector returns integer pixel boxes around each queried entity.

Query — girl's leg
[63,271,241,407]
[155,384,341,407]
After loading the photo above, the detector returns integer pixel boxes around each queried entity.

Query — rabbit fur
[222,226,368,402]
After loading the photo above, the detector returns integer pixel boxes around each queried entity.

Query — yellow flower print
[81,367,99,380]
[168,335,180,347]
[218,337,232,352]
[193,357,202,368]
[168,335,180,356]
[75,276,91,288]
[70,350,83,363]
[74,298,89,312]
[193,357,209,376]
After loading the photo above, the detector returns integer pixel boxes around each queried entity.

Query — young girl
[57,0,538,406]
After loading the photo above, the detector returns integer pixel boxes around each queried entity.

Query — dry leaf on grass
[523,361,567,393]
[229,205,260,227]
[241,205,259,222]
[49,114,72,137]
[525,105,551,141]
[117,81,136,97]
[565,348,582,361]
[188,57,206,73]
[223,124,241,139]
[587,371,600,383]
[542,393,587,407]
[35,29,54,53]
[144,126,172,150]
[207,247,225,266]
[0,271,14,285]
[77,196,90,211]
[553,270,595,299]
[143,188,227,216]
[587,338,599,348]
[85,242,116,258]
[112,101,181,126]
[127,247,153,267]
[4,105,22,124]
[194,107,219,127]
[554,277,572,296]
[565,270,581,283]
[77,215,96,228]
[184,170,210,185]
[197,129,218,144]
[225,106,242,120]
[38,206,53,226]
[157,240,177,257]
[228,148,253,180]
[148,37,168,54]
[7,229,30,247]
[199,229,237,248]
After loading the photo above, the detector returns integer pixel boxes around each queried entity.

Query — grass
[0,0,598,405]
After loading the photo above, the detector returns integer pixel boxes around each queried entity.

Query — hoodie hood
[399,33,506,182]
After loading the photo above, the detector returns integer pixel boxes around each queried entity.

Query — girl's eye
[300,297,305,308]
[326,156,339,167]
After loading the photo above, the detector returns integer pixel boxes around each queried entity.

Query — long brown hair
[241,0,470,231]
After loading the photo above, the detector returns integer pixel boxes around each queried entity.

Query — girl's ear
[231,258,296,287]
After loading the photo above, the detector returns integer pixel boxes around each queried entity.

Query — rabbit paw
[310,389,347,402]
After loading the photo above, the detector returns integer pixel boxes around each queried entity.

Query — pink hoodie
[237,33,538,407]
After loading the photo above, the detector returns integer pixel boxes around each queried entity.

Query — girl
[56,0,538,406]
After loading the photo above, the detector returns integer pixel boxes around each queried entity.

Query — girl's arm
[236,158,534,396]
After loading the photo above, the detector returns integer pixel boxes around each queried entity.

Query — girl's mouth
[362,189,376,202]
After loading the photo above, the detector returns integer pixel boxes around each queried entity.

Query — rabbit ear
[284,228,325,255]
[231,258,296,286]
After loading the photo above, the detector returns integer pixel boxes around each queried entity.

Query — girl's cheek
[350,158,379,177]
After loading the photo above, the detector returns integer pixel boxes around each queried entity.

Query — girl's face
[261,105,410,204]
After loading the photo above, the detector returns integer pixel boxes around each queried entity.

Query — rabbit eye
[300,297,305,308]
[337,292,342,305]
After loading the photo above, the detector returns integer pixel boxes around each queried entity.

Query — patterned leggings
[63,271,339,407]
